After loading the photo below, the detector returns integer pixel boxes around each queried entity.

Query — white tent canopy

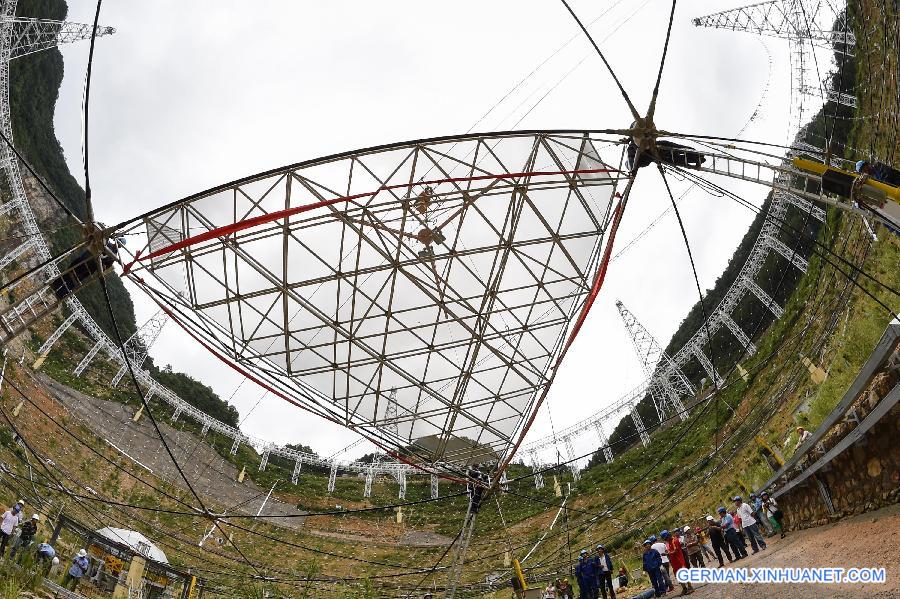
[94,527,168,564]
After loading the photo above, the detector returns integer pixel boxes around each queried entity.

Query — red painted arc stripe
[141,286,469,485]
[136,167,620,264]
[558,199,625,359]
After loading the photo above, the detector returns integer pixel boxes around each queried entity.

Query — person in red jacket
[661,530,694,595]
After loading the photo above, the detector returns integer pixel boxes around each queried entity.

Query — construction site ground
[33,371,454,548]
[37,372,308,531]
[617,503,900,599]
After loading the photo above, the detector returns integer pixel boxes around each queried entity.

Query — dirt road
[682,503,899,598]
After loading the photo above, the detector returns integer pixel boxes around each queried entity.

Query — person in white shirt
[651,539,669,567]
[0,500,24,556]
[593,544,616,599]
[543,580,557,599]
[650,536,674,592]
[734,496,766,553]
[794,427,812,451]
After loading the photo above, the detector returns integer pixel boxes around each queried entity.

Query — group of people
[640,492,785,597]
[1,500,92,590]
[532,544,627,599]
[540,577,575,598]
[571,544,625,599]
[538,488,788,599]
[1,499,43,560]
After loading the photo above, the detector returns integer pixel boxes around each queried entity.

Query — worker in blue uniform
[855,160,900,186]
[575,549,597,599]
[575,554,588,598]
[641,539,667,597]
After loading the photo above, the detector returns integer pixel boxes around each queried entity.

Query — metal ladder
[444,501,479,598]
[0,263,111,346]
[0,284,60,345]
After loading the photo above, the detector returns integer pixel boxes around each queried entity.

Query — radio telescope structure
[4,0,892,481]
[1,0,896,593]
[121,132,626,469]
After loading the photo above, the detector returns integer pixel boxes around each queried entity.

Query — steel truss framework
[123,131,624,466]
[0,0,431,495]
[521,377,655,472]
[110,307,168,386]
[3,1,889,591]
[0,8,884,596]
[693,0,857,118]
[616,300,692,422]
[0,0,876,497]
[497,13,857,477]
[2,15,113,60]
[0,2,126,371]
[5,135,847,492]
[517,142,854,481]
[692,1,855,47]
[654,147,830,390]
[671,0,868,396]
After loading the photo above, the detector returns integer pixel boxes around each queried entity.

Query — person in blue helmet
[641,539,667,597]
[576,549,597,599]
[855,160,900,186]
[575,553,587,599]
[575,549,592,599]
[718,507,747,560]
[592,544,615,599]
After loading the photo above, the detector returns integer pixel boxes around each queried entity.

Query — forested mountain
[9,0,239,431]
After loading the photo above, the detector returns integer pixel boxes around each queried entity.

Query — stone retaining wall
[779,359,900,529]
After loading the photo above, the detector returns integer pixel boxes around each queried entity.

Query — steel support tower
[593,421,614,463]
[692,1,855,48]
[616,300,693,422]
[110,308,168,386]
[0,1,117,361]
[693,0,857,117]
[382,387,399,440]
[2,15,114,59]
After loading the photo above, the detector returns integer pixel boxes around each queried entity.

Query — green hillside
[1,0,897,596]
[9,0,239,433]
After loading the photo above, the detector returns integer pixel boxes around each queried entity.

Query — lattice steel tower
[111,308,168,386]
[616,300,693,422]
[1,12,115,60]
[382,387,399,439]
[692,0,856,114]
[692,1,855,46]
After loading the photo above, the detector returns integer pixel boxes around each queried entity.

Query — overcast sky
[50,1,832,462]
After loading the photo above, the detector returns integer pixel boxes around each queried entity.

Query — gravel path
[37,373,308,531]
